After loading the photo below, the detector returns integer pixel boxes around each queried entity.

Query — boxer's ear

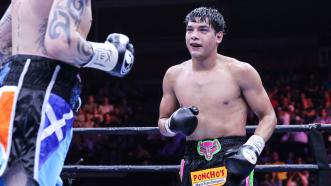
[216,32,223,44]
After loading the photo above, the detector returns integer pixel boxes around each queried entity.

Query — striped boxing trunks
[0,55,81,186]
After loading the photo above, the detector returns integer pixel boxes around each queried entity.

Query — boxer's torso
[173,55,248,140]
[11,0,92,58]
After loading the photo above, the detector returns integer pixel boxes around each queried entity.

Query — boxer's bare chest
[174,67,241,109]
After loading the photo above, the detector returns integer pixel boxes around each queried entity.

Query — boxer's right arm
[158,67,199,137]
[158,67,180,137]
[45,0,92,66]
[0,4,12,65]
[45,0,134,77]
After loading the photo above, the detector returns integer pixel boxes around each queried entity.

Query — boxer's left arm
[225,62,277,178]
[239,63,277,142]
[0,4,12,65]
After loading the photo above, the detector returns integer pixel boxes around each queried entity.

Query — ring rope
[73,124,331,135]
[61,164,331,178]
[64,124,331,178]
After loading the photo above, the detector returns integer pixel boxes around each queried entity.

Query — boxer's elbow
[260,108,277,125]
[45,38,68,59]
[273,114,277,126]
[269,110,277,126]
[263,110,277,127]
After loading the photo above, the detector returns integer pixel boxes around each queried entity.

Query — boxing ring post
[62,124,331,185]
[308,127,330,186]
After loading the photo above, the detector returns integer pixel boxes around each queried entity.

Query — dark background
[92,0,331,79]
[1,0,331,80]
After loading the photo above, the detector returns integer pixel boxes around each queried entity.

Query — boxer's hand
[84,33,134,77]
[225,135,265,178]
[164,106,199,136]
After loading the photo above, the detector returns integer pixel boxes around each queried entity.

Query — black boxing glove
[225,135,265,178]
[84,33,134,77]
[164,106,199,136]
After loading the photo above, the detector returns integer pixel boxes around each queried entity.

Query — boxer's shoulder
[164,61,188,80]
[218,55,250,71]
[221,57,256,78]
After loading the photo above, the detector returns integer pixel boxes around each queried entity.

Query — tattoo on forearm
[77,38,92,56]
[67,0,87,25]
[36,19,48,55]
[49,9,71,46]
[76,37,92,63]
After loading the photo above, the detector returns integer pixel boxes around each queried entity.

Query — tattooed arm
[45,0,135,76]
[45,0,93,66]
[0,4,12,65]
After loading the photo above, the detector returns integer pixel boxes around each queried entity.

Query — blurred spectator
[271,151,287,185]
[101,113,113,127]
[100,112,121,127]
[286,157,309,186]
[314,108,331,124]
[91,107,104,126]
[277,106,290,125]
[84,95,98,113]
[83,113,95,128]
[98,97,115,115]
[74,109,86,128]
[286,172,309,186]
[285,151,295,164]
[260,173,282,186]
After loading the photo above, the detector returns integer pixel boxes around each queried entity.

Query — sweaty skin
[158,19,276,142]
[2,0,93,66]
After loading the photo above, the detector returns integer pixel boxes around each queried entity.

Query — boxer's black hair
[185,7,226,33]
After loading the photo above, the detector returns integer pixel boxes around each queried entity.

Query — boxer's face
[185,18,223,59]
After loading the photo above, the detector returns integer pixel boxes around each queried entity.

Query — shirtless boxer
[0,0,134,185]
[158,7,277,186]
